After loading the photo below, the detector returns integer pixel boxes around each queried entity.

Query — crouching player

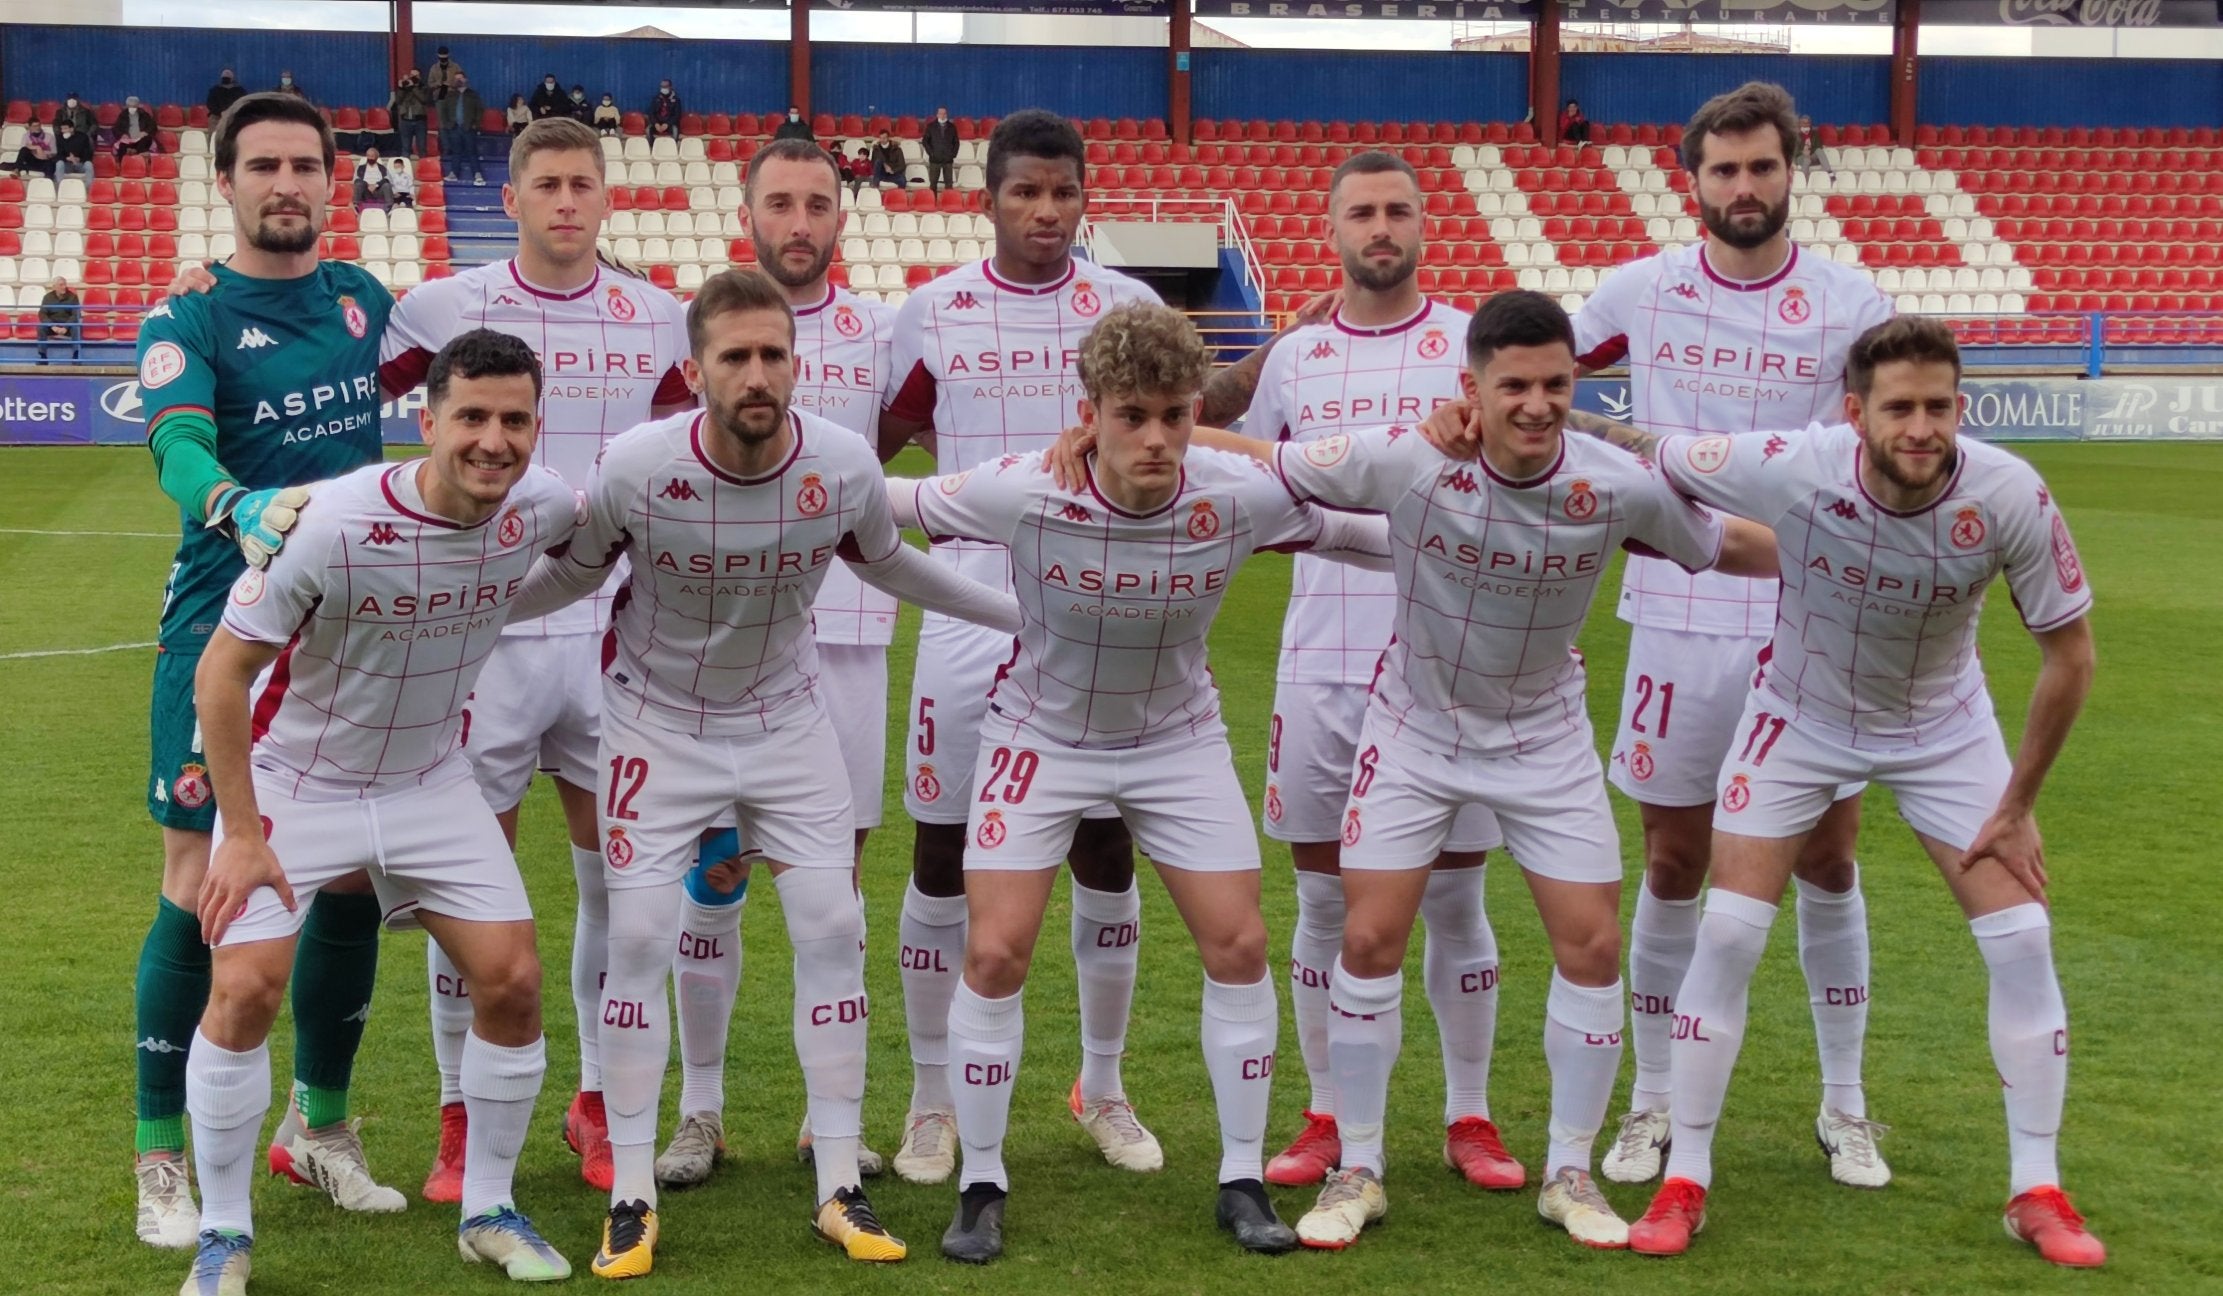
[893,304,1398,1263]
[180,330,579,1296]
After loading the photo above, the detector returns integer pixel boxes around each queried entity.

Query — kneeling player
[893,304,1395,1263]
[181,332,578,1295]
[1593,318,2104,1267]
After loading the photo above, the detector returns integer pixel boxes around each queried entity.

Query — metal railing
[1077,193,1267,309]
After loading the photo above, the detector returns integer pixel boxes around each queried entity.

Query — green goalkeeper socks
[134,897,211,1156]
[289,890,382,1125]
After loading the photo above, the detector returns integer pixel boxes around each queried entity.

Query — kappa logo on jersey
[914,762,942,803]
[1385,425,1407,441]
[1827,499,1862,522]
[950,291,981,310]
[1306,339,1338,361]
[172,761,212,809]
[140,340,187,389]
[1778,287,1812,324]
[1187,498,1221,540]
[605,826,634,869]
[1341,807,1362,846]
[1762,434,1789,461]
[1564,478,1598,521]
[606,285,637,322]
[659,479,702,502]
[1950,506,1986,549]
[997,454,1025,472]
[361,522,405,546]
[497,507,526,548]
[338,294,368,339]
[232,568,267,605]
[236,326,276,350]
[494,293,526,307]
[976,810,1008,849]
[2050,514,2084,592]
[1722,773,1752,813]
[1059,502,1093,523]
[2037,486,2050,508]
[1628,740,1655,783]
[1417,328,1450,360]
[1668,282,1702,301]
[1685,435,1733,474]
[1071,280,1101,317]
[832,304,864,338]
[1444,468,1480,495]
[795,472,828,517]
[1301,433,1351,468]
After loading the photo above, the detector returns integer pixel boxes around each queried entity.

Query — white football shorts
[963,735,1262,874]
[1264,680,1500,852]
[461,632,602,812]
[816,641,888,831]
[904,618,1116,825]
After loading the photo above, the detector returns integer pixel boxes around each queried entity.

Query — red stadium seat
[325,235,360,260]
[418,209,447,234]
[423,235,451,261]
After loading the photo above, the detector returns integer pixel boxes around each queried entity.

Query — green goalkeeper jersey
[138,260,393,652]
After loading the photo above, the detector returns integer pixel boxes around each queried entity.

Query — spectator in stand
[1796,114,1837,179]
[593,92,621,136]
[647,79,683,139]
[869,129,909,189]
[773,105,813,143]
[440,71,487,186]
[529,73,568,120]
[506,93,532,136]
[427,46,465,107]
[1559,98,1591,146]
[114,96,159,159]
[923,105,959,193]
[37,277,81,363]
[353,147,396,209]
[54,118,94,183]
[58,94,94,139]
[7,119,57,180]
[276,70,309,100]
[844,144,872,196]
[207,69,246,120]
[565,84,593,125]
[388,156,416,208]
[391,67,429,160]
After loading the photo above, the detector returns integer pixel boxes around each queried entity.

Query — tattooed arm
[1197,289,1341,426]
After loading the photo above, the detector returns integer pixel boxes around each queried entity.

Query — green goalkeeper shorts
[147,647,216,832]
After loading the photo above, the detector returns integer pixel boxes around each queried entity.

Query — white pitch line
[0,527,175,538]
[0,640,158,660]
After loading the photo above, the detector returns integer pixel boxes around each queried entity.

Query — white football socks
[1626,880,1700,1114]
[1325,960,1402,1176]
[186,1030,270,1237]
[460,1031,545,1218]
[1664,890,1777,1188]
[1973,903,2068,1196]
[777,868,869,1202]
[1420,866,1499,1124]
[948,982,1024,1191]
[570,844,610,1095]
[1796,869,1871,1119]
[1072,880,1140,1103]
[1201,974,1277,1184]
[674,893,743,1119]
[1289,870,1345,1116]
[899,880,966,1114]
[427,940,473,1107]
[600,880,681,1208]
[1542,971,1625,1177]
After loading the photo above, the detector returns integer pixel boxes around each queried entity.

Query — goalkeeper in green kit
[133,92,406,1253]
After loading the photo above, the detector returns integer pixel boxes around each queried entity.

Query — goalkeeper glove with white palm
[207,484,311,569]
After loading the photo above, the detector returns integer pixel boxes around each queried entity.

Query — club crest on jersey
[1071,281,1101,317]
[2050,514,2084,592]
[337,294,368,339]
[1417,328,1449,360]
[1722,774,1752,813]
[939,471,972,495]
[914,763,942,803]
[1187,499,1221,540]
[976,810,1007,849]
[1564,478,1598,521]
[1303,434,1351,468]
[1628,741,1655,783]
[1778,287,1811,324]
[606,286,637,322]
[173,762,212,809]
[1264,783,1283,823]
[605,826,634,869]
[1685,436,1732,474]
[1341,808,1362,846]
[232,568,267,605]
[833,304,864,338]
[497,507,526,548]
[1950,506,1986,549]
[796,472,828,517]
[140,341,187,389]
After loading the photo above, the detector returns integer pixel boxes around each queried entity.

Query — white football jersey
[1657,424,2091,747]
[220,461,581,800]
[1276,429,1723,759]
[901,448,1334,750]
[561,409,904,737]
[380,259,693,637]
[883,257,1160,597]
[792,283,899,647]
[1574,242,1892,636]
[1244,300,1470,686]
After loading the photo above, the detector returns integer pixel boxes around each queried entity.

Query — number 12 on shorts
[606,755,649,820]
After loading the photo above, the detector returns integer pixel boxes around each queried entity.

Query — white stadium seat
[391,234,419,261]
[679,137,706,162]
[710,162,741,187]
[359,207,389,234]
[642,236,671,263]
[608,211,639,236]
[684,162,713,187]
[841,238,870,264]
[622,137,650,161]
[394,260,422,288]
[361,233,390,261]
[954,239,982,262]
[654,161,682,186]
[20,230,51,257]
[53,230,82,259]
[614,236,643,262]
[925,238,955,264]
[651,136,678,160]
[636,211,667,237]
[363,260,393,286]
[869,237,899,263]
[677,262,705,291]
[390,209,418,234]
[665,211,696,236]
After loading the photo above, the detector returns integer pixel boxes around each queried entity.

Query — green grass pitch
[2,442,2217,1294]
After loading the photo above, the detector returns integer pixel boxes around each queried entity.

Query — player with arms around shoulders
[877,108,1166,1185]
[1564,318,2102,1267]
[509,270,1023,1276]
[1217,290,1778,1251]
[898,304,1396,1262]
[1573,81,1898,1189]
[135,91,401,1250]
[655,137,898,1190]
[179,331,582,1296]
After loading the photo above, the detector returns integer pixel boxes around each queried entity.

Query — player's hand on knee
[1958,809,2048,907]
[166,262,219,298]
[1047,424,1096,491]
[199,834,295,944]
[1418,400,1483,459]
[208,485,312,568]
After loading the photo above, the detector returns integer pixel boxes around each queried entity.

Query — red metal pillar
[1891,0,1921,148]
[1169,0,1192,147]
[1532,0,1562,148]
[791,0,812,121]
[391,0,414,86]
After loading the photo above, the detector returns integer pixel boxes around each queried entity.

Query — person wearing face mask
[530,72,568,121]
[427,46,465,105]
[646,80,683,139]
[391,67,429,160]
[116,95,159,159]
[7,119,57,180]
[773,104,814,143]
[207,69,246,119]
[55,118,95,183]
[593,92,621,136]
[58,93,95,139]
[565,84,592,125]
[276,69,309,100]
